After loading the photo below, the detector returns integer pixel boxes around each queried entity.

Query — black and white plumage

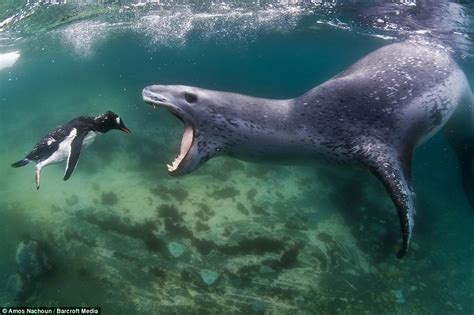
[11,111,130,189]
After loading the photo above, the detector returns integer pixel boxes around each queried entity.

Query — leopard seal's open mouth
[142,86,195,175]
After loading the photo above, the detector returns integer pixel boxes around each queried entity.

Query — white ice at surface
[0,15,16,30]
[0,51,20,71]
[371,34,397,40]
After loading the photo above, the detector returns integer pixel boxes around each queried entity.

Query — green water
[0,1,473,313]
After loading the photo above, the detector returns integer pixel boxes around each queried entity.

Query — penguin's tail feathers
[11,159,30,168]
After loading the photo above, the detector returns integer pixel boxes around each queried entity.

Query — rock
[392,289,405,304]
[251,300,265,314]
[379,262,388,269]
[101,192,118,206]
[5,273,36,304]
[199,269,219,286]
[9,239,54,303]
[388,265,397,273]
[15,240,52,280]
[259,265,275,274]
[411,241,420,251]
[167,242,186,258]
[5,274,24,299]
[65,194,79,206]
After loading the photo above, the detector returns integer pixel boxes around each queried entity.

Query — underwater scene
[0,0,473,313]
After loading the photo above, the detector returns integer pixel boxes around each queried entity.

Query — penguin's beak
[119,121,131,133]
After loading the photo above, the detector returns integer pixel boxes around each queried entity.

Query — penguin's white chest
[38,130,97,168]
[82,131,97,148]
[39,129,78,167]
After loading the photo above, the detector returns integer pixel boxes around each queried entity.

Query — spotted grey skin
[142,42,473,258]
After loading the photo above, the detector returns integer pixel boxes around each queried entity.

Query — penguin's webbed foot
[35,169,41,190]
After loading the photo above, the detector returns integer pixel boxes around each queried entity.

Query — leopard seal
[142,41,473,258]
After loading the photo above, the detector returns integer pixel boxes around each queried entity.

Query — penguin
[11,111,131,189]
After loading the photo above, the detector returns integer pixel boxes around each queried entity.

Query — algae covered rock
[199,269,219,286]
[5,274,25,302]
[15,240,52,280]
[167,242,186,258]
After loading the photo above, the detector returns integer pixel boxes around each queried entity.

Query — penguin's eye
[115,117,121,124]
[184,92,198,103]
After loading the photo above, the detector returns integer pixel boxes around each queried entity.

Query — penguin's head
[95,111,131,134]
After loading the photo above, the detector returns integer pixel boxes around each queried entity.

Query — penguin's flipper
[64,133,87,181]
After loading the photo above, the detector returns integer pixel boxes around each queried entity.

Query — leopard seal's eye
[184,92,198,103]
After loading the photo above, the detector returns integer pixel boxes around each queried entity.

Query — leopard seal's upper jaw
[142,42,474,259]
[143,87,187,119]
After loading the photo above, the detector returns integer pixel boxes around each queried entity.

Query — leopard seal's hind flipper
[359,141,415,258]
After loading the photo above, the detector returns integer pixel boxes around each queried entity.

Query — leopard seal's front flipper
[142,41,473,258]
